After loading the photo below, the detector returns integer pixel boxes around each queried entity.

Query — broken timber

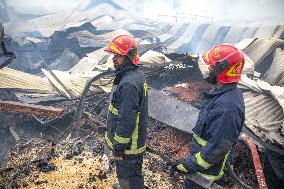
[0,100,63,117]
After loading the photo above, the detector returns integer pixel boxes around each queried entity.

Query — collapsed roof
[1,0,284,168]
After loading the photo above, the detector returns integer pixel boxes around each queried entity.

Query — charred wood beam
[0,100,63,117]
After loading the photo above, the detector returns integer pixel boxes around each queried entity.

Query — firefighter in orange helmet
[173,44,245,188]
[104,35,148,189]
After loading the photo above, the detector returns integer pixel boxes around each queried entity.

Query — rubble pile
[0,95,261,189]
[164,80,211,106]
[147,118,191,160]
[0,119,178,189]
[0,59,261,188]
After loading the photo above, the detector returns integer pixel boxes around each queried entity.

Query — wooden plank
[0,100,63,117]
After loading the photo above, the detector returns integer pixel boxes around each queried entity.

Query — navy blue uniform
[176,83,245,183]
[105,64,148,189]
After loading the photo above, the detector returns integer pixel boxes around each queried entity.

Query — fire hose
[240,134,268,189]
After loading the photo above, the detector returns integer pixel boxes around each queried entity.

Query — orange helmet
[202,44,245,84]
[104,35,139,65]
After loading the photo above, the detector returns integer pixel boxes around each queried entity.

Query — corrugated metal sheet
[17,10,86,37]
[85,3,129,21]
[178,24,210,53]
[243,90,284,148]
[235,38,256,50]
[195,24,221,53]
[167,24,200,52]
[49,49,80,71]
[163,35,180,48]
[175,24,191,36]
[167,23,190,36]
[5,2,153,37]
[91,15,117,30]
[160,24,282,53]
[150,24,284,54]
[0,67,57,92]
[69,29,131,48]
[157,33,174,43]
[68,30,98,47]
[240,27,258,41]
[68,43,165,75]
[125,23,157,31]
[223,26,247,44]
[263,48,284,86]
[273,25,284,39]
[206,26,231,50]
[253,26,279,38]
[240,76,284,149]
[151,21,172,33]
[243,38,284,66]
[129,30,161,39]
[68,48,108,74]
[42,69,112,98]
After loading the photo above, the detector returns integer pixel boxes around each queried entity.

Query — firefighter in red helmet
[104,35,148,189]
[172,44,245,188]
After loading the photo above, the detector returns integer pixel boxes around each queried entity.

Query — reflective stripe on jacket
[177,83,245,181]
[105,66,148,156]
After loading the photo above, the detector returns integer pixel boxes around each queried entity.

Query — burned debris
[1,0,284,189]
[0,22,15,69]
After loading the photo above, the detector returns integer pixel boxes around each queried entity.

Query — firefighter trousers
[116,155,144,189]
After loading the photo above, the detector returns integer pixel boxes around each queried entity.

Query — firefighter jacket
[176,83,245,181]
[105,64,148,156]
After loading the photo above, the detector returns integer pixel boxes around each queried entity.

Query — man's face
[112,54,126,70]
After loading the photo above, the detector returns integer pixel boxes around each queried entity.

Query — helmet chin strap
[205,60,230,85]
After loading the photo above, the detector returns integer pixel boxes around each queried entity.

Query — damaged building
[1,0,284,188]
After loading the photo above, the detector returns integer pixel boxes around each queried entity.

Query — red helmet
[202,44,245,83]
[104,35,139,65]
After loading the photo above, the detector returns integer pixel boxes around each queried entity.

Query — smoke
[118,0,284,24]
[7,0,85,15]
[6,0,284,24]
